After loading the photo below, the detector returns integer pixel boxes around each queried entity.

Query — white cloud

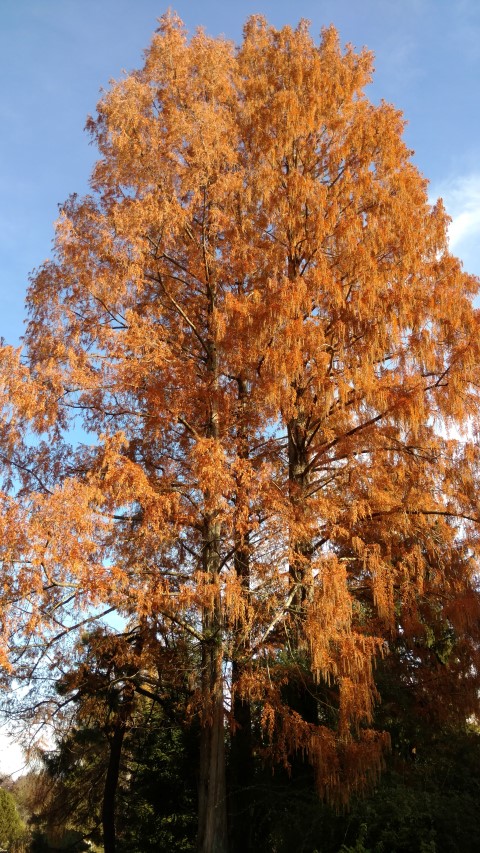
[431,173,480,274]
[448,206,480,249]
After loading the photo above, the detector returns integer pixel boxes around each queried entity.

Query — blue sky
[0,0,479,777]
[1,0,480,347]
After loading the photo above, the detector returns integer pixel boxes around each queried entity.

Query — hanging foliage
[1,13,480,853]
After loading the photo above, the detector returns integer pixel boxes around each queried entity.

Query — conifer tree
[1,13,480,853]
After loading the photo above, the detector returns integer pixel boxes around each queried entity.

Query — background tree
[0,787,27,852]
[26,633,197,853]
[1,13,480,853]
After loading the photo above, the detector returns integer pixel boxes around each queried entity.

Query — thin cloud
[431,174,480,267]
[449,205,480,250]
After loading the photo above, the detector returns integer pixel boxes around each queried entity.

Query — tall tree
[1,13,480,853]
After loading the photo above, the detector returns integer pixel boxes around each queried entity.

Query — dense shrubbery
[7,677,480,852]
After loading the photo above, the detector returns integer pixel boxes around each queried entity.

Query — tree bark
[198,638,228,853]
[230,660,254,853]
[198,318,229,853]
[287,409,319,726]
[230,535,253,851]
[288,415,313,613]
[227,376,254,851]
[102,720,126,853]
[198,519,228,853]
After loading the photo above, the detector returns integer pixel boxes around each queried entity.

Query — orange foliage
[1,11,480,838]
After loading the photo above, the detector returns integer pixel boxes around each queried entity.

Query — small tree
[0,788,25,851]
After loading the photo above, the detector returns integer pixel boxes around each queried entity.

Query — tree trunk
[102,720,126,853]
[196,263,229,852]
[198,561,228,853]
[230,660,254,853]
[230,534,253,851]
[197,368,228,850]
[230,377,254,852]
[286,412,320,729]
[288,415,313,612]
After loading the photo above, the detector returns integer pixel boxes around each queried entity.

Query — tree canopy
[1,12,480,853]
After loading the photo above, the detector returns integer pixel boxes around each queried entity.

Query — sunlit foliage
[1,13,480,852]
